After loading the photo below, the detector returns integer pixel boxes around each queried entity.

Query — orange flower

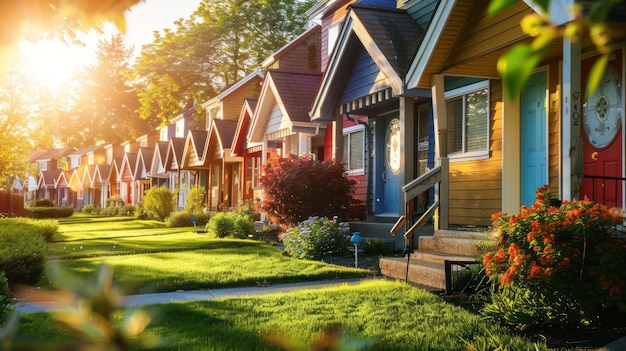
[558,257,570,268]
[493,248,506,263]
[528,262,542,279]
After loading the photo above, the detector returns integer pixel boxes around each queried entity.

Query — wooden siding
[274,30,321,73]
[447,0,530,69]
[448,80,503,226]
[320,1,353,71]
[265,103,290,135]
[340,48,390,104]
[402,0,438,28]
[221,78,262,120]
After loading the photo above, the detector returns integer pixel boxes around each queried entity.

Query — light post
[350,231,362,268]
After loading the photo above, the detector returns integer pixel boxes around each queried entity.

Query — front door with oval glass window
[582,49,623,208]
[382,117,401,214]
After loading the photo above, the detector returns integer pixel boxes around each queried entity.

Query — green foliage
[0,272,12,324]
[260,155,357,227]
[184,185,206,213]
[30,206,74,219]
[206,212,235,238]
[0,217,59,242]
[283,216,351,260]
[33,198,55,207]
[0,221,48,285]
[492,0,620,100]
[234,214,256,239]
[166,211,210,228]
[143,186,174,221]
[481,185,626,328]
[362,239,391,256]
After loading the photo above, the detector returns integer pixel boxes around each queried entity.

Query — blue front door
[382,116,401,214]
[521,71,547,207]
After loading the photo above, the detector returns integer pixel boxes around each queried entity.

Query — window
[343,125,365,174]
[445,80,489,160]
[71,157,81,169]
[39,161,47,171]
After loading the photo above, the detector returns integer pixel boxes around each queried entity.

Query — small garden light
[350,232,362,268]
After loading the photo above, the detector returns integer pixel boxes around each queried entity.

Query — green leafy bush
[260,154,356,227]
[283,216,351,259]
[143,186,174,221]
[185,186,206,213]
[0,218,59,242]
[207,212,235,238]
[481,185,626,328]
[33,198,54,207]
[0,223,48,285]
[363,239,391,256]
[234,214,256,239]
[0,272,12,324]
[81,204,95,214]
[167,211,210,228]
[30,206,74,219]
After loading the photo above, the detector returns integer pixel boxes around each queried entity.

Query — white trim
[444,80,489,99]
[343,124,366,175]
[445,80,491,157]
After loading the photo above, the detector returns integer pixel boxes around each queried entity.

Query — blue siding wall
[403,0,438,28]
[339,47,388,104]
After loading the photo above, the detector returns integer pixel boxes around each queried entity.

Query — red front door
[581,49,623,207]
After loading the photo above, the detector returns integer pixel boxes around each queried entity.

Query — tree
[132,0,315,126]
[0,0,142,76]
[143,186,175,221]
[0,68,54,188]
[260,155,357,227]
[60,34,159,147]
[492,0,623,100]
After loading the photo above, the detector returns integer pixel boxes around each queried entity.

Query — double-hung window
[445,80,490,160]
[343,125,365,175]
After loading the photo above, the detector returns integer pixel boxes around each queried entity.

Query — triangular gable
[135,147,155,180]
[406,0,535,90]
[57,171,72,188]
[164,137,186,172]
[37,169,62,189]
[310,3,425,121]
[68,167,85,189]
[111,158,123,182]
[82,164,97,187]
[181,130,208,169]
[120,153,138,181]
[93,164,112,183]
[150,141,170,178]
[203,119,238,162]
[231,98,258,157]
[248,70,323,143]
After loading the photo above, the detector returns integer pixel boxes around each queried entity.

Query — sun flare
[18,38,96,92]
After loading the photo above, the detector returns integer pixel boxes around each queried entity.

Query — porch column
[431,74,447,161]
[399,96,415,185]
[562,38,582,201]
[333,107,343,161]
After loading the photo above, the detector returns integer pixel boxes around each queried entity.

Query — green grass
[16,281,546,351]
[42,217,369,294]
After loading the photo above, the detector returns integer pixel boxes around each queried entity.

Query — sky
[18,0,202,91]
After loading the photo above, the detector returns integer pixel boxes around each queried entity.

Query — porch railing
[390,157,449,249]
[582,175,625,209]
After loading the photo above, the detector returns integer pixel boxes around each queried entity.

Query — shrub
[185,186,206,213]
[481,185,626,328]
[282,216,351,259]
[0,218,59,242]
[30,206,74,219]
[0,223,48,285]
[234,214,256,239]
[143,187,174,221]
[33,198,54,207]
[363,239,391,256]
[81,204,95,214]
[167,211,210,228]
[207,212,235,238]
[0,272,12,324]
[260,154,357,227]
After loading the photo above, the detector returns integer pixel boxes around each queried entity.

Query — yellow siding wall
[548,61,561,195]
[448,80,503,226]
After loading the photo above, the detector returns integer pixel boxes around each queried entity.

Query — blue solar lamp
[350,232,363,268]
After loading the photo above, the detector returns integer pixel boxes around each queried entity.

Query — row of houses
[23,0,626,238]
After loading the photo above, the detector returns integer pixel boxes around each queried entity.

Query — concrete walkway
[15,278,371,314]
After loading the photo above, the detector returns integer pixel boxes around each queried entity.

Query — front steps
[379,229,488,290]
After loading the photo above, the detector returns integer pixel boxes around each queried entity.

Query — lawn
[15,280,546,351]
[41,218,369,294]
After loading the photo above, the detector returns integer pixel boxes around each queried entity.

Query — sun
[18,36,97,92]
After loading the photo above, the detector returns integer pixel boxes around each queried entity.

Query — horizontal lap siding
[340,49,389,104]
[548,62,560,195]
[448,80,503,226]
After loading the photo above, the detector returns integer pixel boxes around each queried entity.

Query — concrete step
[410,251,477,265]
[434,229,489,240]
[379,257,446,290]
[418,235,482,256]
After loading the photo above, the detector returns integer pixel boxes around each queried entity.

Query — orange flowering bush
[481,185,626,327]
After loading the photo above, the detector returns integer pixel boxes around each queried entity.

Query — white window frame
[444,80,490,162]
[39,161,47,171]
[343,124,366,175]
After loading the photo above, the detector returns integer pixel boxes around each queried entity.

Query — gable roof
[182,130,209,169]
[203,119,239,162]
[37,169,63,188]
[231,98,259,156]
[92,164,112,183]
[164,137,186,172]
[249,70,323,142]
[82,164,97,187]
[310,3,425,121]
[135,147,155,180]
[34,148,75,162]
[262,24,322,68]
[120,153,138,181]
[150,141,170,178]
